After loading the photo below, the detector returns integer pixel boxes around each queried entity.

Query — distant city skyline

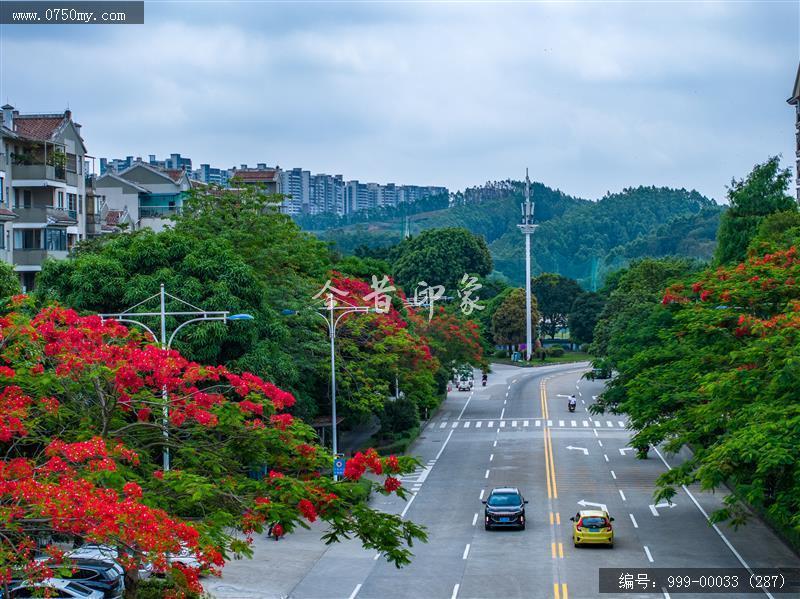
[2,2,797,202]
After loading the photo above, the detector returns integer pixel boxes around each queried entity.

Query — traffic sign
[333,457,346,477]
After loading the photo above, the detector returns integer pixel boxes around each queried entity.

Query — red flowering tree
[0,299,425,597]
[596,242,800,535]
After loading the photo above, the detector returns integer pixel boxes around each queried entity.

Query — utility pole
[517,169,538,361]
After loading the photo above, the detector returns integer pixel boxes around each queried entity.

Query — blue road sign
[333,458,346,477]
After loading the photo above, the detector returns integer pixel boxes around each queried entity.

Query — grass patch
[366,426,421,456]
[492,352,593,368]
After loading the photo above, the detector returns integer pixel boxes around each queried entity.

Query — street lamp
[284,297,375,480]
[99,283,253,471]
[517,169,538,361]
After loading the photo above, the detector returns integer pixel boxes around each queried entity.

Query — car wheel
[484,524,491,531]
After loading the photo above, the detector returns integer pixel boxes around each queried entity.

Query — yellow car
[570,509,614,547]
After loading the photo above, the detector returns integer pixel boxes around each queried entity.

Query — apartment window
[0,177,3,205]
[14,229,41,250]
[45,228,66,251]
[67,193,77,212]
[14,189,32,209]
[57,191,64,209]
[78,194,83,214]
[66,153,77,173]
[0,223,4,249]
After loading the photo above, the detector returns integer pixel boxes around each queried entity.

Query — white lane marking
[582,420,588,427]
[547,420,553,426]
[479,489,484,500]
[619,447,634,455]
[439,422,447,429]
[592,395,597,400]
[452,422,458,428]
[512,420,518,427]
[464,421,471,428]
[500,408,505,419]
[594,420,601,427]
[581,399,586,405]
[476,421,482,428]
[524,420,529,427]
[575,383,579,389]
[493,440,497,447]
[618,421,625,427]
[402,431,452,519]
[472,513,478,526]
[505,391,509,397]
[578,391,582,397]
[373,552,380,560]
[488,421,494,428]
[593,428,599,437]
[485,469,490,479]
[435,430,454,461]
[503,400,507,405]
[567,445,589,455]
[603,454,609,462]
[606,420,613,427]
[571,420,577,427]
[462,544,470,559]
[349,584,362,599]
[619,489,626,501]
[559,420,565,427]
[536,420,541,426]
[662,589,671,599]
[451,584,460,599]
[651,446,773,598]
[610,470,617,480]
[629,513,638,528]
[598,440,603,447]
[457,391,474,420]
[644,546,654,562]
[500,421,506,428]
[489,454,494,462]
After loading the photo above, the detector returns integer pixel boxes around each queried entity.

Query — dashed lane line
[348,583,362,599]
[644,546,654,563]
[629,513,638,528]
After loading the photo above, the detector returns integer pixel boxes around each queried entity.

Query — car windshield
[488,493,521,507]
[67,582,94,595]
[580,517,608,527]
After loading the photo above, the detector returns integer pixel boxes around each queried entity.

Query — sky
[1,1,798,202]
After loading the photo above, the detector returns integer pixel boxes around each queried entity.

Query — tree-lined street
[210,362,800,598]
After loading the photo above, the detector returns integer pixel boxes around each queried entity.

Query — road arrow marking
[619,447,635,455]
[649,502,676,516]
[566,445,589,455]
[577,500,607,512]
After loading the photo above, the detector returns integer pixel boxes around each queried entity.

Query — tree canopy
[531,273,583,338]
[713,156,795,266]
[491,288,539,347]
[567,292,605,345]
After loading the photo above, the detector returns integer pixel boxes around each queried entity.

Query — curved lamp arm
[167,316,226,349]
[102,317,159,345]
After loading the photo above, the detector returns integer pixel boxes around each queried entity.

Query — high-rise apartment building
[789,62,800,202]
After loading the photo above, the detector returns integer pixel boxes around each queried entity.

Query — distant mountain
[299,181,723,288]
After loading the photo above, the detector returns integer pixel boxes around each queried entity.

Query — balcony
[139,205,181,218]
[14,206,78,225]
[12,164,66,183]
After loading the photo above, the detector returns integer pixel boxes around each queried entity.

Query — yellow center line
[547,427,558,498]
[556,512,561,525]
[558,542,564,558]
[562,583,569,599]
[551,542,557,558]
[549,511,554,525]
[553,583,560,599]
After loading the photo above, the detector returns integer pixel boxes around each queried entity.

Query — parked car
[482,487,528,530]
[3,578,103,598]
[64,544,152,580]
[32,557,123,599]
[570,509,615,547]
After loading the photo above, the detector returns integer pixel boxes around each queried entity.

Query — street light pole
[99,283,253,472]
[517,169,538,361]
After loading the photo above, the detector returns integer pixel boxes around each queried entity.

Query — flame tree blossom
[0,304,425,597]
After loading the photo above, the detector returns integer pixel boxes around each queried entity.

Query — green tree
[567,292,605,345]
[0,261,20,300]
[491,288,539,349]
[531,273,582,338]
[391,227,492,291]
[713,156,795,266]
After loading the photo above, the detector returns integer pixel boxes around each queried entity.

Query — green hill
[300,181,723,288]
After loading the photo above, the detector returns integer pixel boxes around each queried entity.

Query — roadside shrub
[493,349,508,358]
[579,343,590,353]
[379,397,419,435]
[546,346,565,357]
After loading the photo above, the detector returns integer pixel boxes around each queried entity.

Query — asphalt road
[233,362,800,599]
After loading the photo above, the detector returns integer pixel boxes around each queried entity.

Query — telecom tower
[517,169,538,360]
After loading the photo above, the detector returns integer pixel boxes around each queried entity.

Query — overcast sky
[1,1,798,201]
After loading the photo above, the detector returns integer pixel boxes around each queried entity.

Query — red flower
[272,523,284,538]
[270,413,293,430]
[386,455,400,473]
[700,290,711,302]
[123,482,143,498]
[136,407,152,422]
[298,499,318,522]
[384,477,401,493]
[153,470,164,480]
